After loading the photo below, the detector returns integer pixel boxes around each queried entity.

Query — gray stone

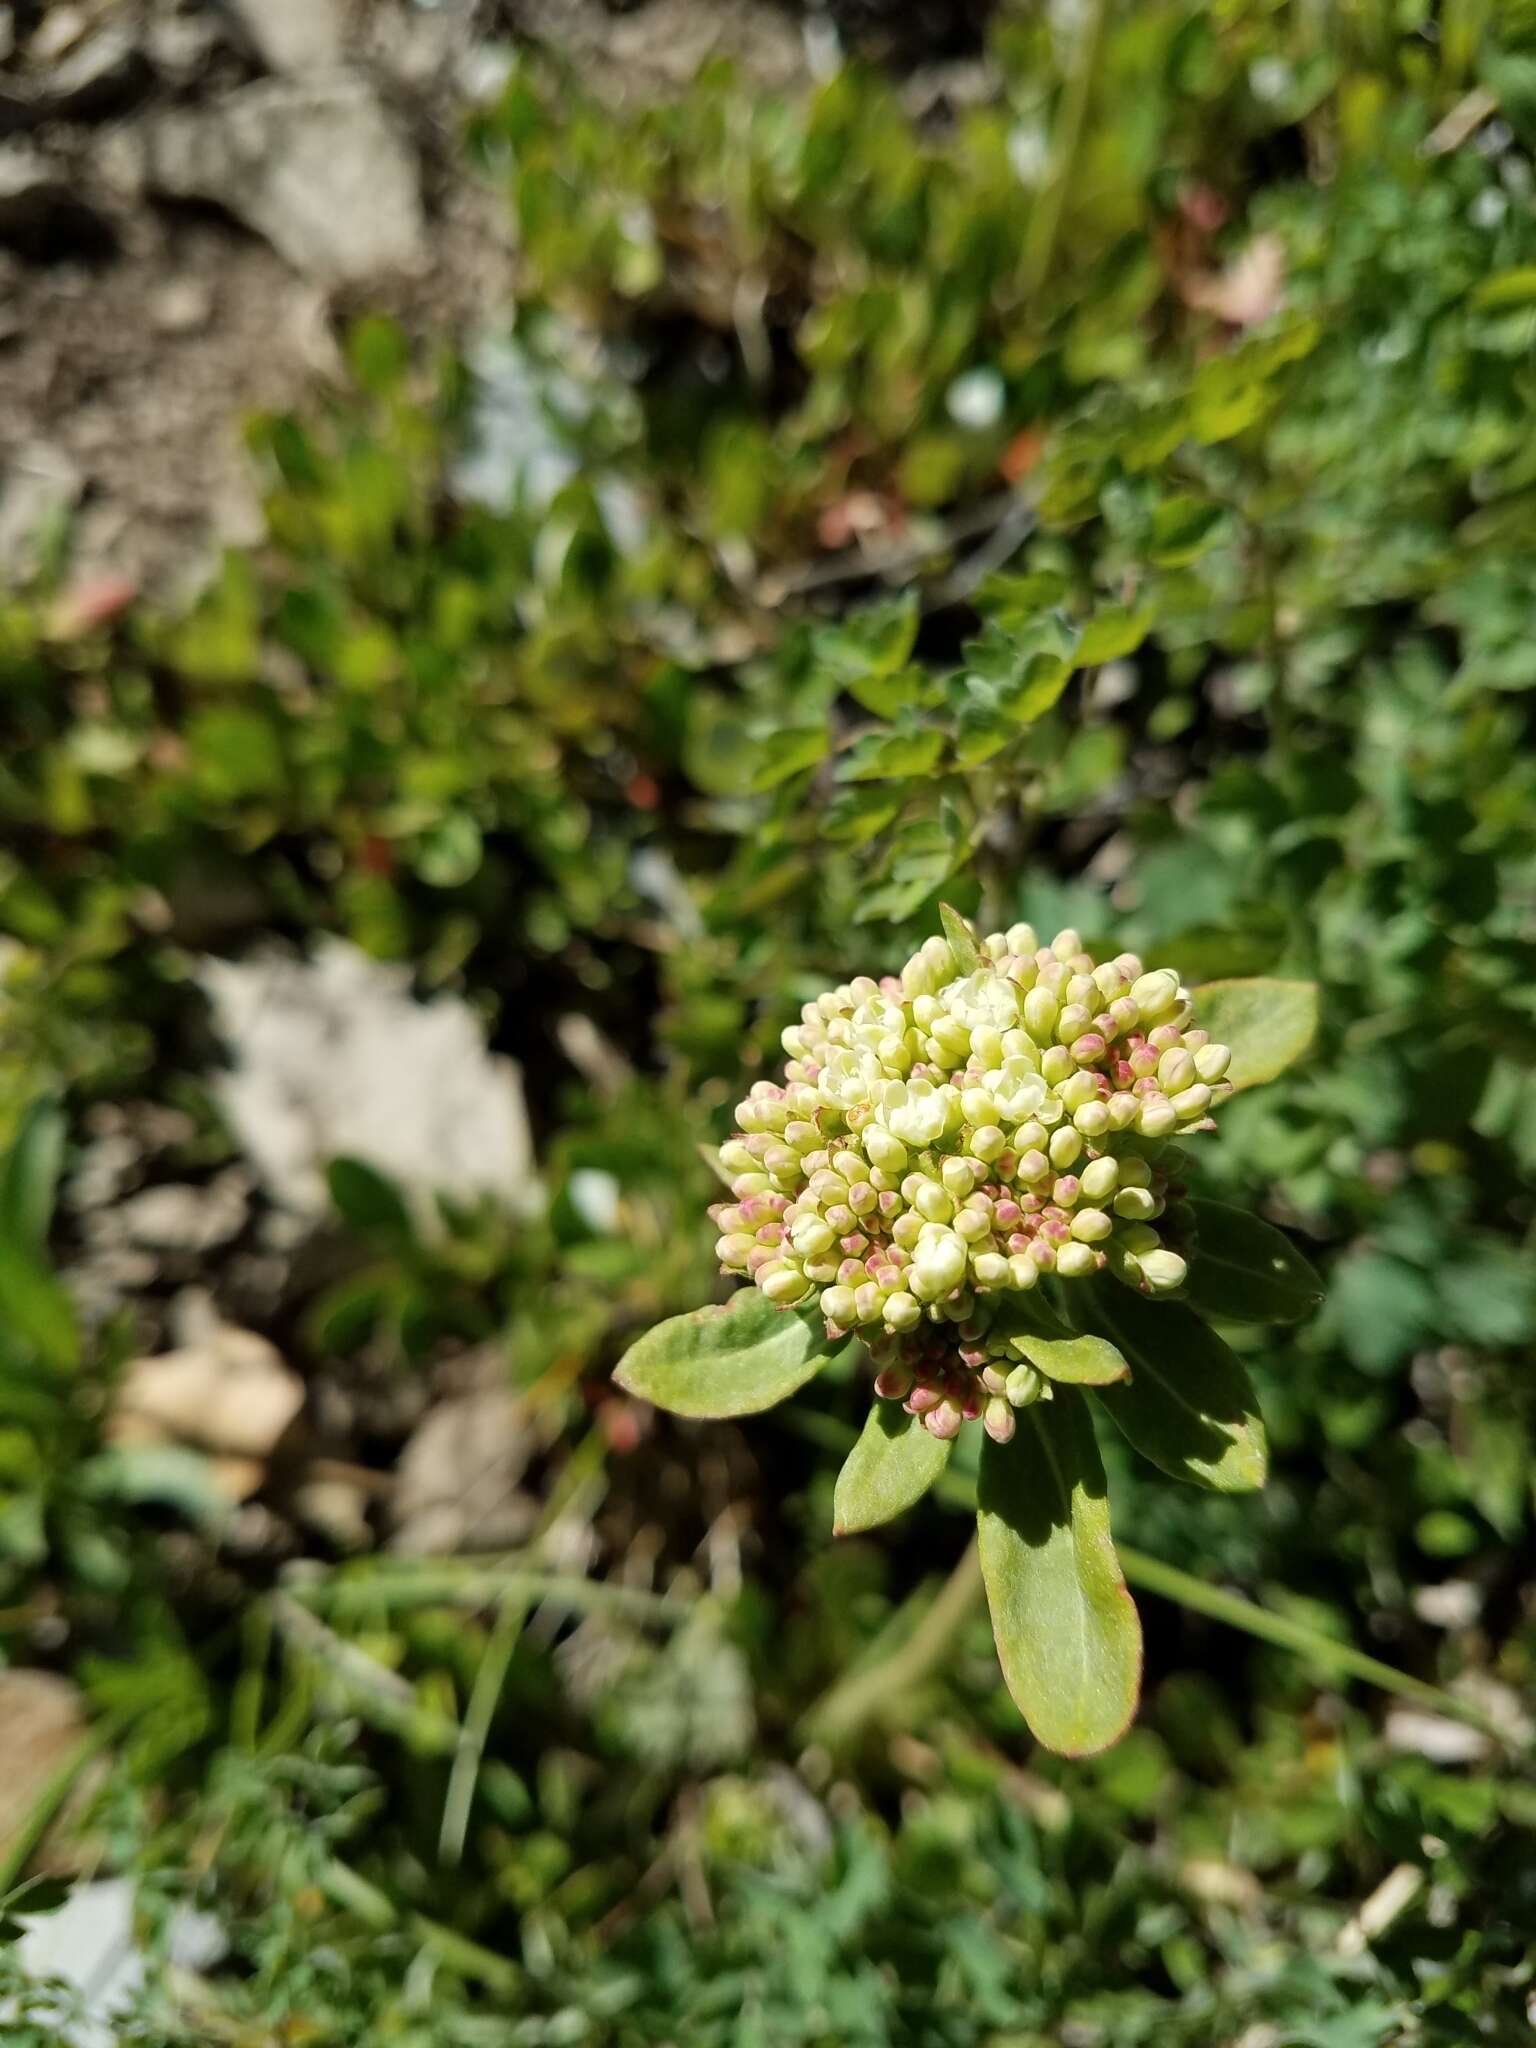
[146,78,424,285]
[223,0,347,75]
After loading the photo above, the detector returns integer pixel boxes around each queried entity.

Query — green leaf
[613,1291,844,1418]
[977,1392,1142,1756]
[327,1157,413,1236]
[1192,977,1318,1090]
[1075,605,1154,667]
[833,1400,953,1534]
[939,902,982,973]
[749,727,829,792]
[1086,1280,1267,1492]
[1180,1198,1324,1325]
[835,724,945,783]
[0,1241,78,1375]
[1012,1329,1129,1385]
[0,1097,65,1256]
[1471,265,1536,310]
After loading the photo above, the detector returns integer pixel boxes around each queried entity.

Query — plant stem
[801,1538,985,1746]
[1115,1545,1510,1742]
[438,1592,528,1867]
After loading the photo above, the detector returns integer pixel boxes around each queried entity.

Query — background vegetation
[3,2,1536,2041]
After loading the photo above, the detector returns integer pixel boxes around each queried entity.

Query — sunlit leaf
[833,1401,953,1534]
[977,1391,1142,1755]
[1193,977,1318,1091]
[614,1291,845,1418]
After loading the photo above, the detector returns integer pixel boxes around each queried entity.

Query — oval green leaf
[938,902,982,974]
[1013,1329,1129,1386]
[1180,1198,1324,1325]
[613,1291,842,1419]
[1191,977,1317,1091]
[977,1391,1143,1756]
[1086,1279,1267,1492]
[833,1400,953,1535]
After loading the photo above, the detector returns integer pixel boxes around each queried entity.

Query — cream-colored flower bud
[1137,1249,1188,1292]
[1171,1083,1213,1118]
[1130,969,1179,1017]
[972,1252,1010,1287]
[1112,1186,1159,1222]
[761,1264,812,1304]
[1079,1155,1120,1200]
[1056,1241,1098,1277]
[883,1290,921,1333]
[1049,1125,1083,1169]
[1069,1207,1113,1243]
[1194,1042,1232,1082]
[821,1285,856,1325]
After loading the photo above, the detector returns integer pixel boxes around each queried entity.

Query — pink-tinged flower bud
[1048,1125,1083,1169]
[993,1197,1022,1228]
[1016,1149,1050,1184]
[874,1364,914,1400]
[907,1382,943,1415]
[1194,1042,1231,1082]
[1052,1175,1081,1210]
[1070,1033,1107,1066]
[851,1282,883,1323]
[825,1204,855,1233]
[883,1291,921,1333]
[1137,1249,1188,1292]
[847,1182,878,1215]
[761,1264,811,1304]
[1069,1207,1113,1243]
[983,1397,1016,1444]
[1149,1023,1183,1054]
[1128,1046,1160,1080]
[1056,1241,1099,1277]
[755,1223,786,1246]
[877,1188,902,1216]
[822,1284,857,1325]
[925,1398,964,1441]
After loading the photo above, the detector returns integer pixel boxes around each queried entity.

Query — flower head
[711,918,1233,1435]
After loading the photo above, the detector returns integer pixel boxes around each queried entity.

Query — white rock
[198,938,541,1228]
[146,79,424,285]
[224,0,346,74]
[6,1878,224,2048]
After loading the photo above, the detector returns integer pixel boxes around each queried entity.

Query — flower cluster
[710,920,1232,1436]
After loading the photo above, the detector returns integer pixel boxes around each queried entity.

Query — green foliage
[4,0,1536,2037]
